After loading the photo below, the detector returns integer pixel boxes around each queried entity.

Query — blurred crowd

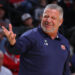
[0,0,75,75]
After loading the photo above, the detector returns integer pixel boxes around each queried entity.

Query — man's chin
[41,25,55,33]
[43,28,54,33]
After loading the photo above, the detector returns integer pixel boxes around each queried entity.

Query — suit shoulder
[59,33,69,43]
[20,27,38,37]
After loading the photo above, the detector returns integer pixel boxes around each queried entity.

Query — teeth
[45,22,48,25]
[50,22,52,25]
[45,22,53,26]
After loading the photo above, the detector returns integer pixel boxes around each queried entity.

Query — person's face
[24,18,33,26]
[40,0,47,7]
[0,8,5,19]
[41,8,63,33]
[0,53,4,67]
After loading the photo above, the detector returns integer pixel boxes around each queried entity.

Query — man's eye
[44,16,48,18]
[52,17,56,20]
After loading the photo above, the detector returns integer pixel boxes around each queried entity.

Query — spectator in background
[13,0,33,13]
[17,0,39,14]
[70,31,75,74]
[0,50,12,75]
[13,13,34,37]
[0,28,7,53]
[34,0,47,26]
[0,28,20,75]
[0,2,11,28]
[3,51,20,75]
[9,0,24,6]
[58,0,73,32]
[21,13,33,28]
[59,0,75,40]
[71,51,75,73]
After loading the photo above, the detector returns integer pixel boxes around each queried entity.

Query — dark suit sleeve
[5,35,32,55]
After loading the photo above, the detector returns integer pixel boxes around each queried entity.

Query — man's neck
[47,32,58,40]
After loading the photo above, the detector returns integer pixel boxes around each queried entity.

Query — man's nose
[47,18,52,22]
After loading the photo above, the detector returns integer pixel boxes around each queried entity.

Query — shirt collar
[38,25,61,40]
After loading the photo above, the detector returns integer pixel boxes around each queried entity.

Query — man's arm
[5,32,33,54]
[2,24,31,54]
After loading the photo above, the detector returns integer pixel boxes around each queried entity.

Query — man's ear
[59,19,63,26]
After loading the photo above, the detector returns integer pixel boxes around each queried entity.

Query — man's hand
[2,24,16,46]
